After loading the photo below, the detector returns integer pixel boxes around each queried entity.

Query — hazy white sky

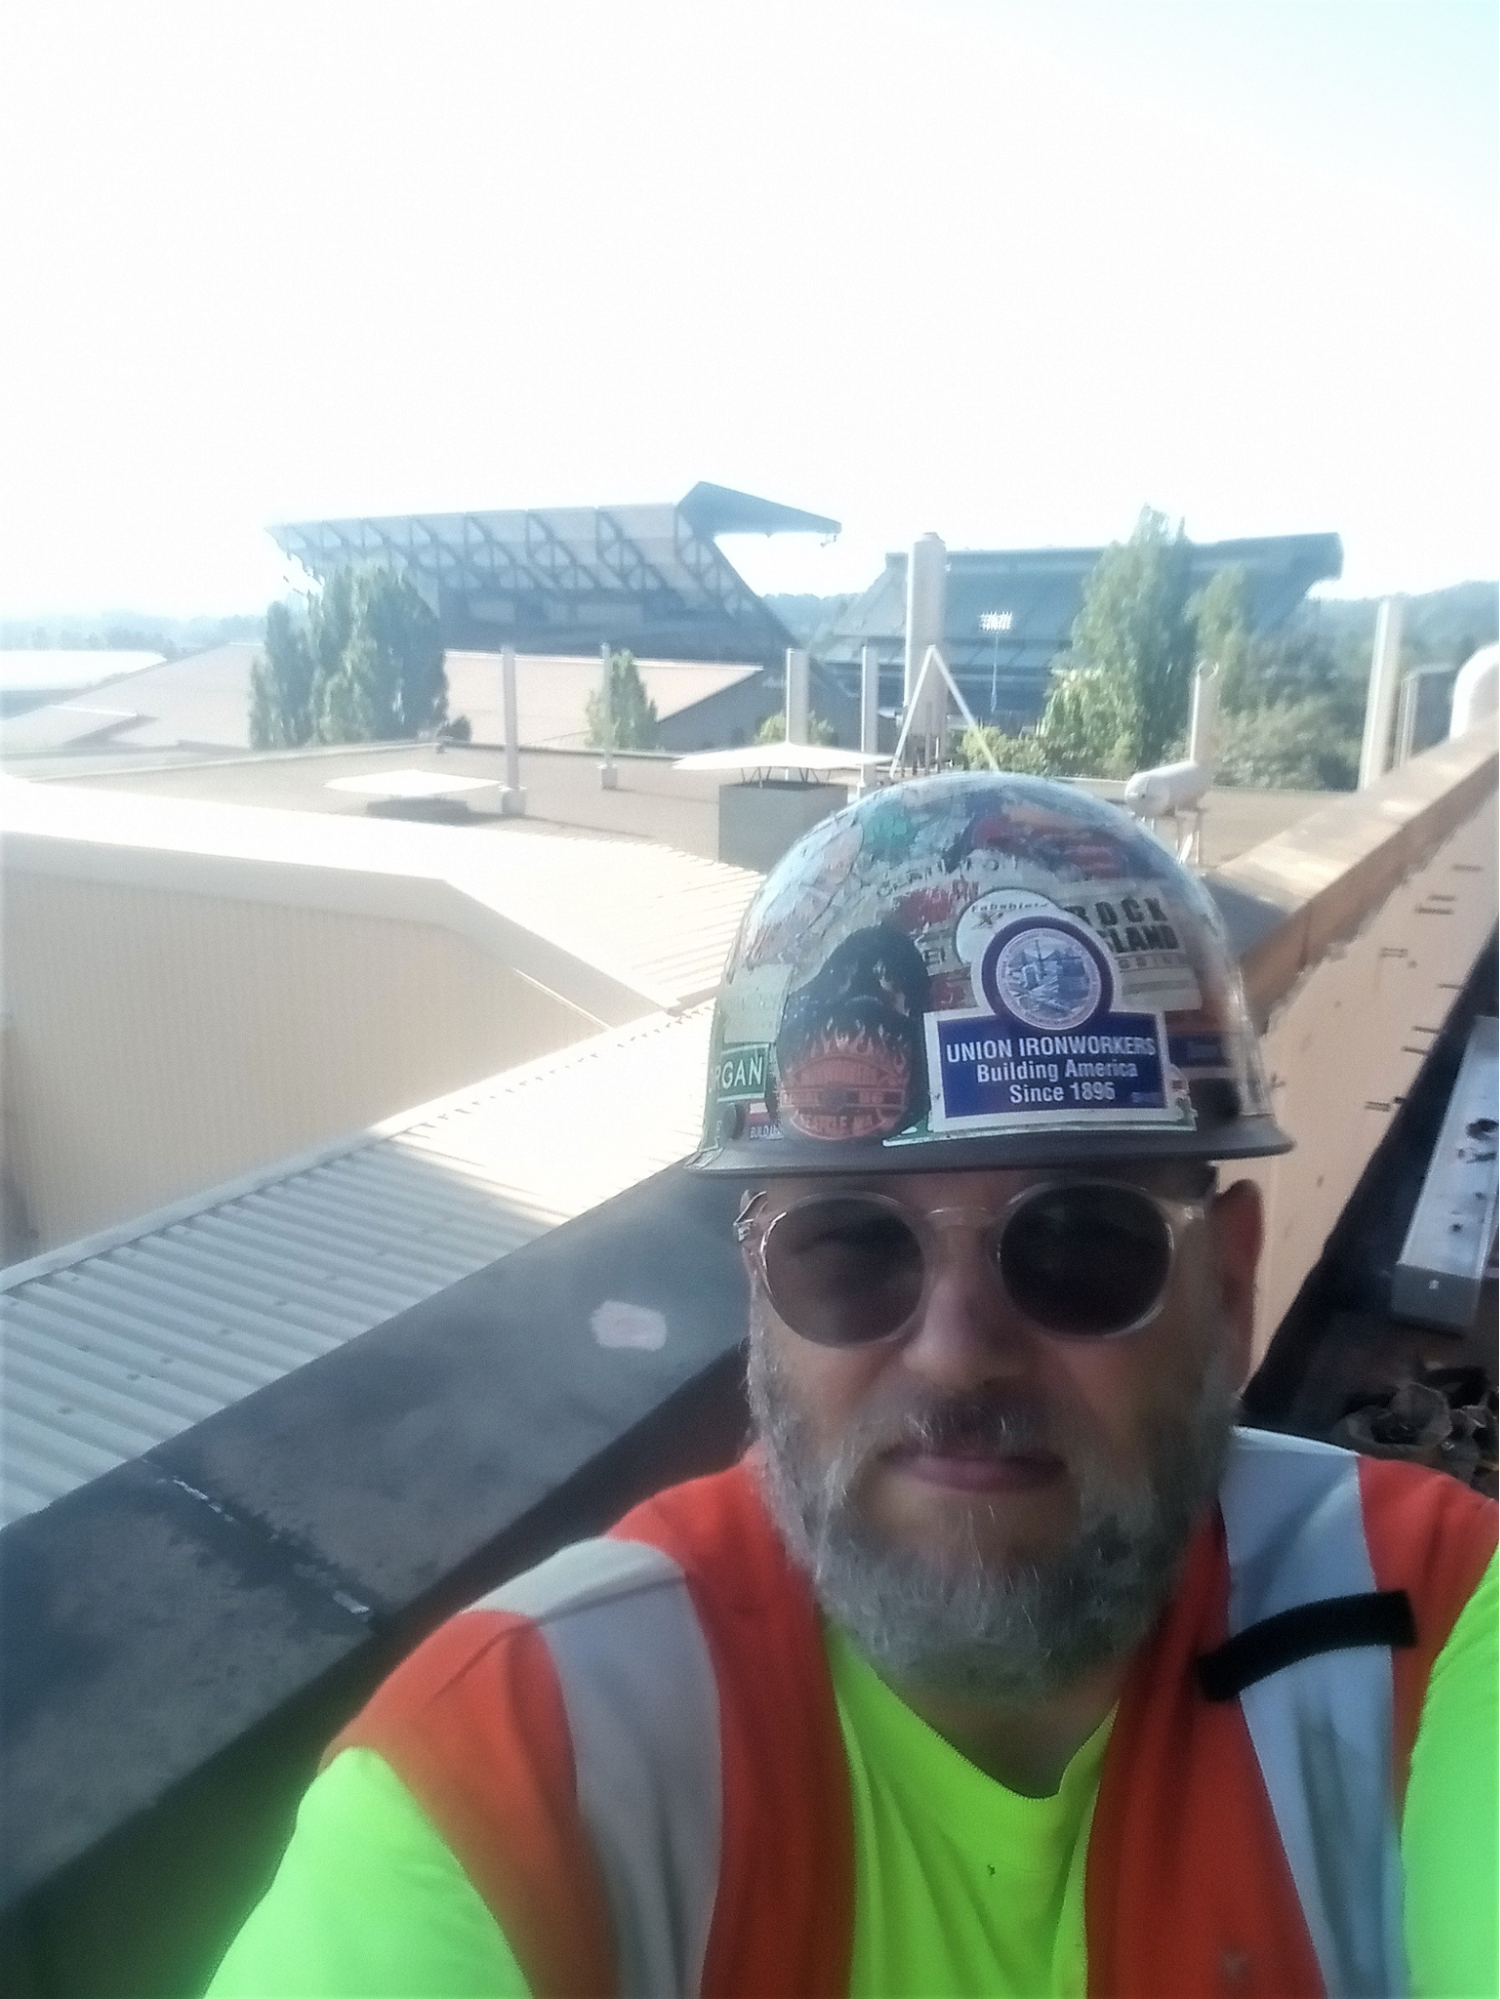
[1,0,1495,616]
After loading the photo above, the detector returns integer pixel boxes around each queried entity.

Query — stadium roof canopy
[820,531,1344,727]
[269,483,840,667]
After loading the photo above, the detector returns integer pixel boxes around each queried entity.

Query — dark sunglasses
[736,1180,1211,1347]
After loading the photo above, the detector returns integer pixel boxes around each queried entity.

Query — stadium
[272,486,1342,733]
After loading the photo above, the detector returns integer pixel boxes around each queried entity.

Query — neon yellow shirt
[208,1556,1497,1999]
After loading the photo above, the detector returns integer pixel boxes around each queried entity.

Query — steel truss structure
[270,483,840,665]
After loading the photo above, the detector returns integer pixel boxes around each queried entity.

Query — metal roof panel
[1,1007,714,1528]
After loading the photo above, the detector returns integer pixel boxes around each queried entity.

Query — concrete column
[785,648,810,745]
[1358,596,1404,789]
[599,642,617,790]
[903,534,948,758]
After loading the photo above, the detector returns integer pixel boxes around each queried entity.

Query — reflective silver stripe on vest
[1221,1428,1407,1998]
[478,1540,721,1999]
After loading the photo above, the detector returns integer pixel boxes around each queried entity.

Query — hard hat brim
[688,1113,1293,1177]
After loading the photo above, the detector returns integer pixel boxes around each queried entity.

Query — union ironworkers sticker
[924,905,1192,1134]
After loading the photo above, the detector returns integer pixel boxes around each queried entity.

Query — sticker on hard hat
[924,909,1192,1132]
[772,926,931,1142]
[714,1043,770,1103]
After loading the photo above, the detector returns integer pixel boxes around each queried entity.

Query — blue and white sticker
[926,905,1193,1132]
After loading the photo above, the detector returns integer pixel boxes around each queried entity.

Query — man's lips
[883,1442,1065,1493]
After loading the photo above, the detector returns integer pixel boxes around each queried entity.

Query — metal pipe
[1188,662,1220,774]
[1358,597,1404,789]
[599,642,618,790]
[500,645,525,815]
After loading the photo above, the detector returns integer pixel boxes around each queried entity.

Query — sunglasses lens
[762,1197,924,1346]
[1000,1184,1174,1337]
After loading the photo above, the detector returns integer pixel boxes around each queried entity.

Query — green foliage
[1180,572,1363,788]
[952,726,1056,775]
[1214,697,1359,792]
[249,602,316,749]
[1059,507,1197,772]
[1290,582,1498,667]
[1034,662,1139,776]
[585,650,659,750]
[1188,566,1257,713]
[358,565,447,735]
[963,523,1372,792]
[755,710,837,746]
[248,567,446,750]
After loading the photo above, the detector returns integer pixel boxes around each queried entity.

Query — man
[211,773,1496,1998]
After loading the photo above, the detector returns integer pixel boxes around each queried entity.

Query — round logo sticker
[980,919,1112,1031]
[953,888,1056,969]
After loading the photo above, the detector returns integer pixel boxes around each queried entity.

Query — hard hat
[690,772,1289,1176]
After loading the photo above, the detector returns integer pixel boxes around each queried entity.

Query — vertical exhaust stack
[500,646,526,815]
[903,533,949,763]
[1188,661,1221,774]
[858,643,881,794]
[1358,596,1405,789]
[784,648,810,746]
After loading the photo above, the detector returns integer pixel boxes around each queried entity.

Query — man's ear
[735,1189,766,1290]
[1210,1179,1263,1387]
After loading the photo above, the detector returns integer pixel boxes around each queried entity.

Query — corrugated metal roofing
[0,776,760,1009]
[0,1007,713,1528]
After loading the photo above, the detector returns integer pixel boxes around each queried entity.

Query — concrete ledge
[0,1165,747,1995]
[1209,721,1498,1027]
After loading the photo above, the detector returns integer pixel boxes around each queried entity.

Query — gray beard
[747,1328,1237,1705]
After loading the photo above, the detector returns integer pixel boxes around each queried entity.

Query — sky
[1,0,1495,617]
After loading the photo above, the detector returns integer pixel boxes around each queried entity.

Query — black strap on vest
[1196,1589,1417,1703]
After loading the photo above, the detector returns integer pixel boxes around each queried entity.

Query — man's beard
[747,1324,1238,1704]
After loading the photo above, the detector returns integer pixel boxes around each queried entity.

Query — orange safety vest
[332,1431,1495,1999]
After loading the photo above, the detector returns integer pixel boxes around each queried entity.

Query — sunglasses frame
[735,1178,1212,1347]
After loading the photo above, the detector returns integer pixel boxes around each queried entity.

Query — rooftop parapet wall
[1210,720,1498,1029]
[1206,719,1499,1356]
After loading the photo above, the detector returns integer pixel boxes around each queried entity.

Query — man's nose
[897,1229,1039,1392]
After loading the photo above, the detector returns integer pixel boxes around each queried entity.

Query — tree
[1214,697,1359,791]
[755,710,837,746]
[585,650,659,750]
[317,630,400,743]
[248,565,447,749]
[358,565,447,735]
[1033,662,1139,776]
[1188,566,1257,714]
[1046,507,1197,773]
[314,570,445,743]
[249,602,317,748]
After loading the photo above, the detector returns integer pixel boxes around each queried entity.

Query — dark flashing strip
[1196,1590,1416,1702]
